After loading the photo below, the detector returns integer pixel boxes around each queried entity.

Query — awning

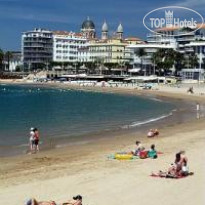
[128,68,141,73]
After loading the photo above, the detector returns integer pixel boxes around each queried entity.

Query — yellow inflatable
[114,153,133,160]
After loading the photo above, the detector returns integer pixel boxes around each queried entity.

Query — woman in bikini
[158,151,189,178]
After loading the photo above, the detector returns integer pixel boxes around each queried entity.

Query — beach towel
[108,151,163,160]
[150,172,194,179]
[107,153,139,160]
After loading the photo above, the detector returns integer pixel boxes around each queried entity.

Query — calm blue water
[0,84,175,153]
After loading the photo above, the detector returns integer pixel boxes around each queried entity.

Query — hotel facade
[22,28,53,70]
[53,31,89,63]
[21,19,205,79]
[21,18,143,70]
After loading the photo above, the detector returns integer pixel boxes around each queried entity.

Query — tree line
[0,47,202,75]
[0,49,13,72]
[135,48,200,76]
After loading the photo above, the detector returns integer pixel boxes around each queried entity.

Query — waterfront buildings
[21,18,143,71]
[22,28,53,70]
[87,21,143,65]
[21,19,205,80]
[128,24,205,78]
[53,31,89,64]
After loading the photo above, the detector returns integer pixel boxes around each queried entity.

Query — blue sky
[0,0,204,51]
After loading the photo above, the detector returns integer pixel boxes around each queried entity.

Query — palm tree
[151,48,177,76]
[188,54,198,68]
[135,48,146,74]
[174,52,186,75]
[4,51,13,71]
[0,49,4,73]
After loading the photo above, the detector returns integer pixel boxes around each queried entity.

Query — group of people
[26,195,82,205]
[131,141,158,159]
[158,150,189,178]
[147,129,159,138]
[29,127,40,153]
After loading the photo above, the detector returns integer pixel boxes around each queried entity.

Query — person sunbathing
[62,195,82,205]
[26,195,82,205]
[26,198,56,205]
[158,151,189,178]
[147,144,158,159]
[131,141,144,156]
[153,129,159,136]
[176,151,189,176]
[157,163,178,178]
[147,129,154,137]
[147,129,159,137]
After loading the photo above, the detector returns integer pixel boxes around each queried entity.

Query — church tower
[81,17,96,39]
[101,21,108,40]
[116,23,123,40]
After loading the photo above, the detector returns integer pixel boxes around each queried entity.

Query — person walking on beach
[29,128,35,153]
[196,102,200,119]
[196,102,200,111]
[187,86,194,94]
[33,128,40,152]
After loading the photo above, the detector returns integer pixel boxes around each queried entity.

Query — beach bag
[139,151,148,159]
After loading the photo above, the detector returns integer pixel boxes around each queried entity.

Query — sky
[0,0,204,51]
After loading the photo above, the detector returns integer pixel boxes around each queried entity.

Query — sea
[0,84,178,156]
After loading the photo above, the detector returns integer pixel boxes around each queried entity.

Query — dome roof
[82,17,95,29]
[102,21,108,32]
[117,23,123,33]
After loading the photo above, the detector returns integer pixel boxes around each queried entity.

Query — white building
[127,39,177,74]
[127,24,205,75]
[53,31,89,64]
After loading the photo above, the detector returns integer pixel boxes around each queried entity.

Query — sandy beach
[0,81,205,205]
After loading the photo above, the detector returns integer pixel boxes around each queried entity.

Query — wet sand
[0,81,205,205]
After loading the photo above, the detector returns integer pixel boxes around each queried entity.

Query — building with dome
[87,22,143,65]
[21,19,144,71]
[81,17,96,39]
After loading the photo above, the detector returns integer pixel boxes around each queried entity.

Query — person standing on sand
[196,102,200,119]
[196,102,200,111]
[33,128,40,152]
[29,128,35,153]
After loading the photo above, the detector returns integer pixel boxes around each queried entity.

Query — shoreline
[0,81,205,205]
[0,82,202,158]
